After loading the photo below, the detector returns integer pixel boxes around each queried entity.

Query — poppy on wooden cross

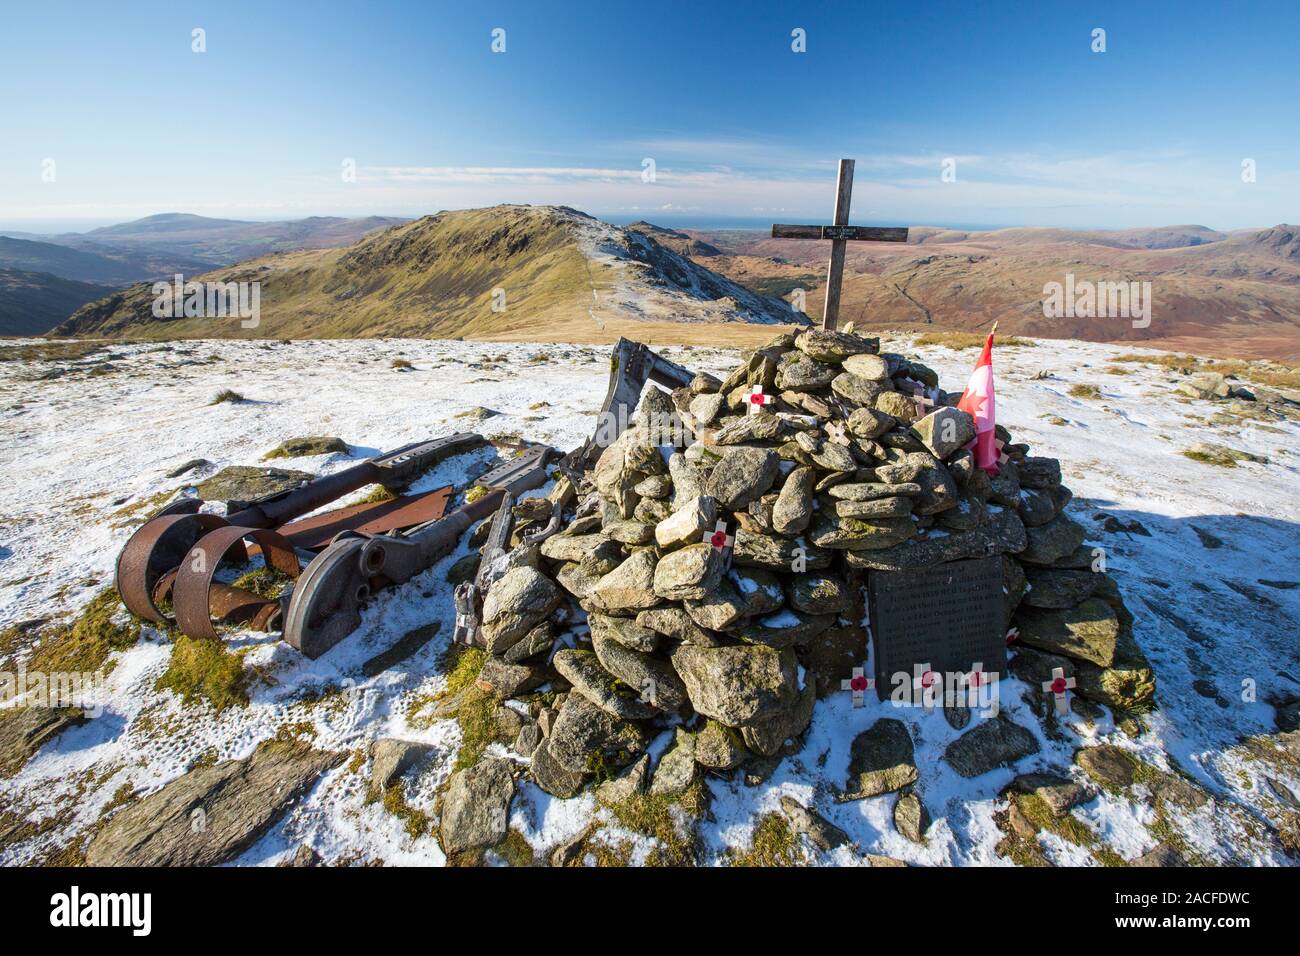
[747,384,774,415]
[704,520,734,551]
[841,666,874,707]
[912,663,940,710]
[1006,626,1020,646]
[1042,666,1077,715]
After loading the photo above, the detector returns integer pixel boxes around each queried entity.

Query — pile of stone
[457,327,1155,835]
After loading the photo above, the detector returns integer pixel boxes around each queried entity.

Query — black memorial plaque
[867,555,1008,700]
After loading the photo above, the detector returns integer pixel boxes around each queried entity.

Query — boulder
[654,495,718,549]
[795,328,879,363]
[370,738,434,796]
[695,720,748,770]
[845,508,1027,572]
[705,446,780,511]
[545,693,649,776]
[772,465,816,535]
[911,407,976,460]
[786,573,853,615]
[669,644,800,727]
[893,792,930,843]
[1019,514,1087,565]
[529,738,588,798]
[780,796,851,850]
[439,757,515,855]
[86,739,343,866]
[591,627,689,713]
[481,567,563,656]
[595,753,650,805]
[588,551,661,613]
[943,717,1039,778]
[649,729,699,796]
[653,542,723,601]
[840,719,917,800]
[1015,598,1119,667]
[552,650,656,720]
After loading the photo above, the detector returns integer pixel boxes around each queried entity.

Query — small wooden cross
[771,158,909,330]
[746,384,773,416]
[1042,666,1077,715]
[841,666,874,707]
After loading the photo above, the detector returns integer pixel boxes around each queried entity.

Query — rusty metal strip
[115,513,232,624]
[277,486,453,551]
[172,525,301,640]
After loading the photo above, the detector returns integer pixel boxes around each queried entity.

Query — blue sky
[1,0,1296,230]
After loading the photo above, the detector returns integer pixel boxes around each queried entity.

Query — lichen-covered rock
[1015,597,1119,667]
[591,627,689,713]
[481,566,563,656]
[476,656,549,699]
[553,649,656,720]
[893,792,930,843]
[587,551,660,612]
[653,542,723,601]
[772,465,815,535]
[911,407,976,460]
[730,608,835,650]
[546,693,649,776]
[786,572,852,615]
[530,738,587,798]
[1019,513,1087,565]
[739,678,815,756]
[588,612,658,653]
[695,720,748,769]
[795,328,879,363]
[845,508,1027,572]
[655,495,718,549]
[669,643,799,727]
[439,757,515,855]
[705,446,780,511]
[86,739,343,866]
[595,753,650,805]
[810,513,915,550]
[649,729,699,796]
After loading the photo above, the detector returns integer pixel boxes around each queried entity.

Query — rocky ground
[0,333,1297,866]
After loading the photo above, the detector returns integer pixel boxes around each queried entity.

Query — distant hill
[682,223,1300,361]
[67,213,410,264]
[0,235,211,286]
[0,270,116,335]
[51,205,802,340]
[626,221,723,257]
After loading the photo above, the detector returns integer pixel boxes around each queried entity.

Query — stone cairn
[457,327,1155,835]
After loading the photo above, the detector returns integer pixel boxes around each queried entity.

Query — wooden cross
[771,158,909,330]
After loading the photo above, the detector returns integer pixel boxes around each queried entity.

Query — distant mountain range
[9,208,1300,360]
[51,206,800,341]
[690,222,1300,361]
[0,213,408,336]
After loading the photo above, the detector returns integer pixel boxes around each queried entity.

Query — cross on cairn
[704,520,733,551]
[1042,666,1077,715]
[772,158,909,330]
[841,666,874,707]
[746,384,773,415]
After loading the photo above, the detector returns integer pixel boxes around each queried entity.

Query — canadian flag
[957,323,1000,475]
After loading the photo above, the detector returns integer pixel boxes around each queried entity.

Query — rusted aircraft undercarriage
[113,338,693,659]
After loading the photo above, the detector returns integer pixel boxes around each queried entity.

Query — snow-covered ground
[0,334,1297,866]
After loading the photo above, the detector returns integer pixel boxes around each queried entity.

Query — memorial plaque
[867,556,1008,701]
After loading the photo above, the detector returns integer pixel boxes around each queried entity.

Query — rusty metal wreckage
[112,339,694,660]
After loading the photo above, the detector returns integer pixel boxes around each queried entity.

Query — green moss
[230,566,296,600]
[464,485,489,503]
[261,436,348,460]
[1015,793,1127,867]
[353,484,397,505]
[452,686,498,772]
[27,588,140,676]
[382,782,432,839]
[728,812,806,867]
[154,635,249,713]
[1181,444,1263,468]
[606,786,706,866]
[495,829,538,866]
